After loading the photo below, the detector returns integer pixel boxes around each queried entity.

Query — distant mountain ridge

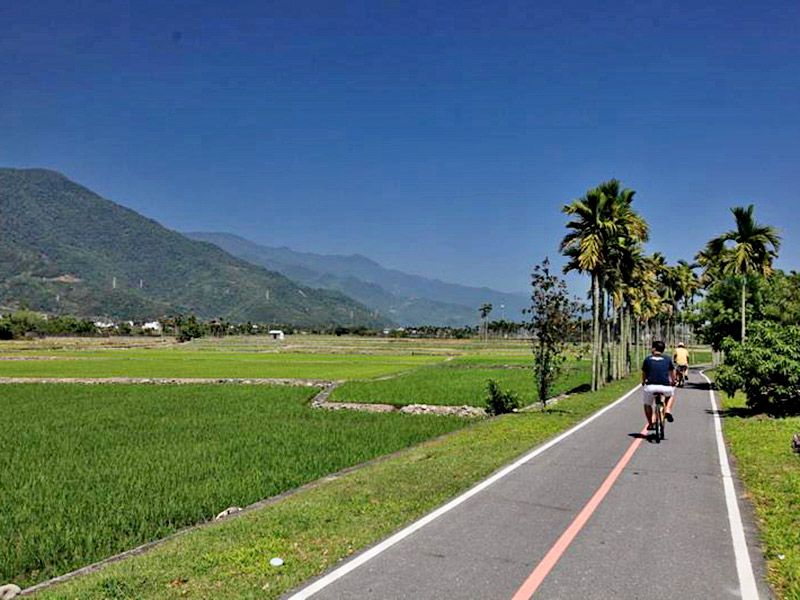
[0,168,383,326]
[186,232,529,326]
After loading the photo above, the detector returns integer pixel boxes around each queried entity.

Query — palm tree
[704,205,780,340]
[673,260,700,343]
[561,180,648,390]
[479,303,493,341]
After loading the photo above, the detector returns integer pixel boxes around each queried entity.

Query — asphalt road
[286,371,771,599]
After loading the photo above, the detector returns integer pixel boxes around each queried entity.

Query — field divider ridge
[0,376,330,386]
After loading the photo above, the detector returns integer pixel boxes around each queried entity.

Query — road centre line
[286,384,641,600]
[700,371,759,599]
[511,396,673,599]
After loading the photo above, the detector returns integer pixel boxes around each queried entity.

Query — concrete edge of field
[19,378,629,597]
[700,368,777,600]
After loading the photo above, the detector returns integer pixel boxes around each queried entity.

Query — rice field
[332,358,591,407]
[0,384,466,588]
[0,349,442,380]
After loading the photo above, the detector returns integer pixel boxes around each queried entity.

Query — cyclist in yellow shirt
[673,342,690,385]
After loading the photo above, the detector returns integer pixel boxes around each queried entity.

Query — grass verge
[32,376,637,599]
[1,385,466,588]
[721,390,800,599]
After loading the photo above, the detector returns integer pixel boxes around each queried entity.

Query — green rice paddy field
[0,350,438,380]
[332,358,591,406]
[0,384,466,588]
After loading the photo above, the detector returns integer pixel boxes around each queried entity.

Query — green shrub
[716,321,800,415]
[177,315,203,342]
[484,378,521,415]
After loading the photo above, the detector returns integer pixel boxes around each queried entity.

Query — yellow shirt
[673,347,689,366]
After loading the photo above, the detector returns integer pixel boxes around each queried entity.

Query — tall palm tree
[479,303,493,341]
[703,205,780,340]
[561,180,648,390]
[561,187,614,390]
[673,259,700,343]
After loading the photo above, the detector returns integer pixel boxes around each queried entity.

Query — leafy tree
[761,270,800,325]
[524,258,580,407]
[695,276,763,350]
[716,321,800,415]
[702,205,780,341]
[177,315,203,342]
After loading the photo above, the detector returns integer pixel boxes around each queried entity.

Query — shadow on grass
[706,406,800,419]
[565,383,591,395]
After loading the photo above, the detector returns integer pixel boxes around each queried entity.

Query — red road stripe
[511,396,675,599]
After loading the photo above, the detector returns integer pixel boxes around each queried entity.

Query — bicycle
[653,392,666,442]
[675,366,688,387]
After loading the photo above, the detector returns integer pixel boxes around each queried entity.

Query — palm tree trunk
[741,277,747,341]
[611,305,619,381]
[592,273,600,391]
[624,308,631,376]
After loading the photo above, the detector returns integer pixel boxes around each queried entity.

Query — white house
[268,329,285,340]
[142,321,163,333]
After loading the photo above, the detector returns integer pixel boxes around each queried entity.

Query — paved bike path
[287,373,770,599]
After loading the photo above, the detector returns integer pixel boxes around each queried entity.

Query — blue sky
[2,0,798,294]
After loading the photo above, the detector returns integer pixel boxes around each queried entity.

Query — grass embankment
[0,351,440,379]
[722,391,800,599]
[332,358,591,407]
[0,385,466,588]
[33,377,638,600]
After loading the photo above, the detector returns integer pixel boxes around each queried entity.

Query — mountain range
[186,232,528,326]
[0,168,382,327]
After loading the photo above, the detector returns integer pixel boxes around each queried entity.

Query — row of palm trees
[560,181,779,391]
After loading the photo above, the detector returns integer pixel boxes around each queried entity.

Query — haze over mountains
[187,232,528,326]
[0,168,382,326]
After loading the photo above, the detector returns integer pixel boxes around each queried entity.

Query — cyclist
[642,340,675,430]
[673,342,690,384]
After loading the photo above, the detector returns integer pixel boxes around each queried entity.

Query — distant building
[142,321,162,332]
[94,320,116,330]
[268,329,285,340]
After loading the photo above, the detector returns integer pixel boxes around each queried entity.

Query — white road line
[287,384,641,600]
[700,371,759,600]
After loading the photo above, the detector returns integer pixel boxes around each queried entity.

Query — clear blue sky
[2,0,798,294]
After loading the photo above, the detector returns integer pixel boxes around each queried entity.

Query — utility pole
[112,276,117,289]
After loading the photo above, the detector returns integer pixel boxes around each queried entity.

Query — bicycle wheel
[654,405,662,443]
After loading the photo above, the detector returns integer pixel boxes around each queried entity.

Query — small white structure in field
[142,321,162,332]
[269,329,285,340]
